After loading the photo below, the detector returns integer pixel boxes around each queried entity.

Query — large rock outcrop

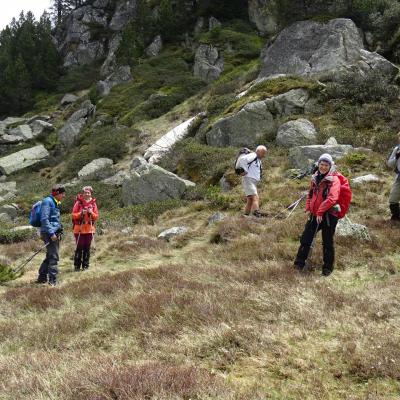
[259,18,398,81]
[55,0,136,69]
[0,145,49,175]
[276,119,317,147]
[122,164,195,206]
[194,44,224,83]
[77,158,113,180]
[206,89,310,147]
[289,144,354,169]
[59,100,95,147]
[97,65,133,97]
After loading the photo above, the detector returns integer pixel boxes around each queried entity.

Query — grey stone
[194,17,205,36]
[0,204,18,220]
[131,156,148,170]
[248,0,277,35]
[325,137,338,145]
[77,158,113,180]
[209,17,222,31]
[336,217,371,241]
[206,100,274,148]
[158,226,188,241]
[97,65,133,97]
[208,212,225,225]
[259,18,399,81]
[11,225,37,233]
[61,93,79,106]
[109,0,136,31]
[0,213,12,223]
[1,117,26,127]
[30,120,55,137]
[219,175,232,192]
[206,89,309,147]
[351,174,381,186]
[100,34,122,77]
[9,125,33,141]
[194,44,224,83]
[122,164,195,206]
[59,100,95,147]
[0,134,24,144]
[0,145,49,175]
[0,181,16,196]
[289,144,354,169]
[145,35,163,57]
[121,227,133,234]
[276,119,317,147]
[101,170,130,186]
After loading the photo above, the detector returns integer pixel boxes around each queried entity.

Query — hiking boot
[48,281,58,287]
[35,278,47,284]
[252,210,263,218]
[321,268,333,277]
[390,203,400,221]
[293,263,304,272]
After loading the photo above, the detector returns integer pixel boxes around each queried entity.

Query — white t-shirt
[239,152,262,181]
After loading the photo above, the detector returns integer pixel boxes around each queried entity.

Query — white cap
[318,153,334,166]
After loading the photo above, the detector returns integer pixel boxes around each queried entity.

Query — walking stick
[12,242,50,274]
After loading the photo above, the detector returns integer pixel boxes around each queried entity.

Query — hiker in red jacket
[71,186,99,271]
[294,154,340,276]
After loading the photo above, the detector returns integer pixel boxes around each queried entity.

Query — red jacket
[306,171,340,217]
[71,194,99,234]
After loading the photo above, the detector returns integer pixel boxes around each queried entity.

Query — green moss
[0,228,35,244]
[57,61,103,93]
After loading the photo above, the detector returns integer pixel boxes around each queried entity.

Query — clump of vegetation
[0,263,17,283]
[63,126,130,178]
[159,138,237,184]
[0,228,35,244]
[98,48,205,126]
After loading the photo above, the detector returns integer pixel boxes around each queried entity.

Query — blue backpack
[29,201,43,227]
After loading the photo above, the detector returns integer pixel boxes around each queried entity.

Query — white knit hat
[318,153,334,166]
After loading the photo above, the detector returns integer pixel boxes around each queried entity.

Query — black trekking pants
[294,214,338,272]
[38,233,59,283]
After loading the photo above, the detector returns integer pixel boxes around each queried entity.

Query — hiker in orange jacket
[294,154,340,276]
[72,186,98,271]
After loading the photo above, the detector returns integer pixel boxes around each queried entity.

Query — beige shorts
[242,177,258,197]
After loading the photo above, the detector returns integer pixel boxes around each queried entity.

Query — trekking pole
[12,242,50,274]
[304,220,320,271]
[285,193,307,219]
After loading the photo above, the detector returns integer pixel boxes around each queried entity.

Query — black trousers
[38,233,59,283]
[294,214,338,271]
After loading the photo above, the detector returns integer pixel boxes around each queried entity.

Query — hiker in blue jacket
[36,184,66,286]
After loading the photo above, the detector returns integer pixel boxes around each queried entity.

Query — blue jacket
[40,196,62,236]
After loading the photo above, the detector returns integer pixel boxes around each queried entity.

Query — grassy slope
[0,20,399,400]
[0,149,399,399]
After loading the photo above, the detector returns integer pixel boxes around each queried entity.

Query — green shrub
[325,71,400,104]
[0,228,35,244]
[206,94,236,117]
[159,139,237,184]
[57,62,102,93]
[64,126,129,178]
[98,48,205,126]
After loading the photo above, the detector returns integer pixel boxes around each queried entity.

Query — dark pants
[294,214,338,272]
[38,233,59,283]
[74,234,93,270]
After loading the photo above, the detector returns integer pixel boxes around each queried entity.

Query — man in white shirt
[239,145,267,217]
